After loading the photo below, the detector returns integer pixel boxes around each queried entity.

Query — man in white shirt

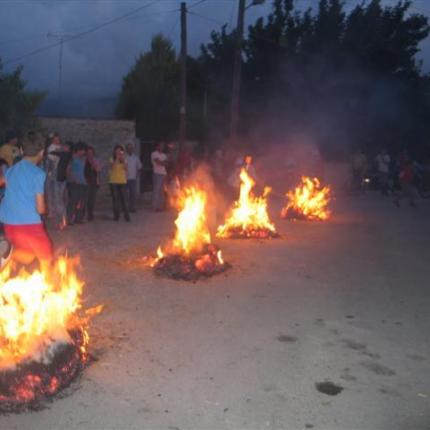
[375,149,391,195]
[151,142,167,211]
[125,143,142,212]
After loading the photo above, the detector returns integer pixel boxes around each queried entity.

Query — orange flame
[217,168,276,238]
[150,186,223,266]
[282,176,331,220]
[0,257,88,370]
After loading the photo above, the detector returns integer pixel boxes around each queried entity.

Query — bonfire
[0,257,101,413]
[149,186,228,281]
[217,168,278,239]
[281,176,331,221]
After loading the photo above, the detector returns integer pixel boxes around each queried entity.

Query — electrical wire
[2,0,160,66]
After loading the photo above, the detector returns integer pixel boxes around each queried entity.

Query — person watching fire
[151,142,168,212]
[109,145,130,222]
[0,131,53,271]
[0,130,21,167]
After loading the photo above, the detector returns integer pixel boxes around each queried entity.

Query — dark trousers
[110,184,130,220]
[67,183,88,224]
[87,184,99,220]
[152,174,166,210]
[127,179,137,211]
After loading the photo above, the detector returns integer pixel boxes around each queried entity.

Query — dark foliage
[0,61,45,143]
[117,0,430,157]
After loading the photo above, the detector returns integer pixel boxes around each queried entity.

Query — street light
[230,0,265,142]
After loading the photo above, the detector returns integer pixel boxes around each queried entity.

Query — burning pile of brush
[148,186,228,281]
[217,168,278,239]
[0,257,101,413]
[281,176,331,221]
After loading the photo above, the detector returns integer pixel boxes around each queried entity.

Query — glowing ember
[0,257,100,412]
[149,186,228,281]
[281,176,331,221]
[217,167,278,239]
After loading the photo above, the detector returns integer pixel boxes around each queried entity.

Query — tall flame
[0,257,84,370]
[173,186,211,254]
[282,176,331,220]
[217,168,276,238]
[149,185,224,269]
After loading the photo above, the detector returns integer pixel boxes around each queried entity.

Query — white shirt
[151,150,167,175]
[376,153,390,174]
[47,143,62,177]
[125,153,142,180]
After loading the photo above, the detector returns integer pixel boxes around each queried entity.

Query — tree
[198,25,237,137]
[198,0,430,157]
[0,61,45,142]
[116,35,180,140]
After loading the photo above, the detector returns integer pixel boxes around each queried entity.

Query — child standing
[0,132,52,270]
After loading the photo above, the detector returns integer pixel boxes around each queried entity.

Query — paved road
[1,194,429,430]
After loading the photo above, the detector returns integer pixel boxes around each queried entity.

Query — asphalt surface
[1,193,429,430]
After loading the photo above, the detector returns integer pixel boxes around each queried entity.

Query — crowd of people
[350,147,427,206]
[0,127,426,272]
[0,131,147,228]
[0,130,146,270]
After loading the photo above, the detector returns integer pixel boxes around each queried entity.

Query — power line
[188,10,226,27]
[2,0,160,66]
[188,0,209,9]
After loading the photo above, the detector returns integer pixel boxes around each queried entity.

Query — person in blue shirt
[0,131,52,270]
[66,142,88,225]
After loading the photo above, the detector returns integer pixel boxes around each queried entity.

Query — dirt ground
[1,192,429,430]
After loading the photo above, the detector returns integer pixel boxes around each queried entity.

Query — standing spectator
[375,149,391,195]
[0,130,21,166]
[66,143,88,225]
[85,146,102,221]
[47,134,70,228]
[151,142,167,212]
[394,159,416,207]
[125,143,142,213]
[109,145,130,222]
[0,131,52,270]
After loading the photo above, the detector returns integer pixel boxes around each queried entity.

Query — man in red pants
[0,131,53,270]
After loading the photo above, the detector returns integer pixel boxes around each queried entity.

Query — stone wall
[39,117,137,197]
[39,117,136,163]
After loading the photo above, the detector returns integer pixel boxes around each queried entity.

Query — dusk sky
[1,0,430,113]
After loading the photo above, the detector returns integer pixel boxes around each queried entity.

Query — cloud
[0,0,428,114]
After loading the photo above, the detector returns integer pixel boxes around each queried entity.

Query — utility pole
[58,37,63,102]
[230,0,265,142]
[230,0,246,143]
[47,33,67,103]
[179,2,187,152]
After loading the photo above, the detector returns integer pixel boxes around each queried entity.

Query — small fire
[149,186,227,280]
[217,168,277,239]
[281,176,331,221]
[0,257,100,412]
